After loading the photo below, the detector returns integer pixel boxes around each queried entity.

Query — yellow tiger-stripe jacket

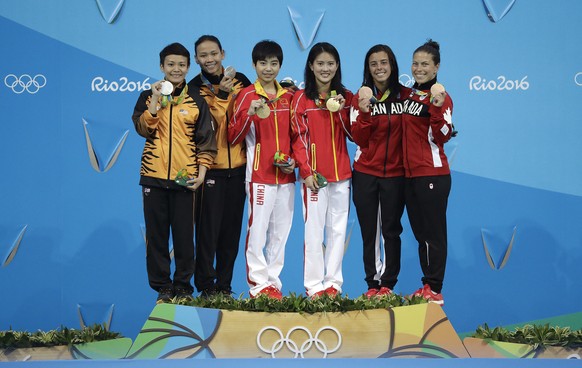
[188,71,251,170]
[132,83,217,190]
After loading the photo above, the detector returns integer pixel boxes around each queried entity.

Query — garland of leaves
[472,323,582,350]
[0,324,121,349]
[176,292,426,313]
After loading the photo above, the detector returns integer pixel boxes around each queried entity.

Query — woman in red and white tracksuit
[291,42,353,298]
[228,41,297,299]
[350,44,409,298]
[403,39,455,305]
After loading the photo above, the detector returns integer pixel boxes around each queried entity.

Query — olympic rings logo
[575,72,582,86]
[256,325,342,358]
[4,74,47,94]
[399,73,414,87]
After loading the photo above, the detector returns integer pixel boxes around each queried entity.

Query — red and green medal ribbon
[315,90,337,108]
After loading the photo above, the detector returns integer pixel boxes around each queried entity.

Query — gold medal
[326,98,341,112]
[256,104,270,119]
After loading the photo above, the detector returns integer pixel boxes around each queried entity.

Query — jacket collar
[413,77,437,91]
[254,80,287,100]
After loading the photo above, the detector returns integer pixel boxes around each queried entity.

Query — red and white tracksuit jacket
[402,84,454,177]
[229,81,296,185]
[228,80,297,297]
[291,89,353,296]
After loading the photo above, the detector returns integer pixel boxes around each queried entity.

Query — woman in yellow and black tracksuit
[132,43,217,303]
[188,35,252,297]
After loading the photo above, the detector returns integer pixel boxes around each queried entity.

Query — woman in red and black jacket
[350,44,410,299]
[402,39,455,306]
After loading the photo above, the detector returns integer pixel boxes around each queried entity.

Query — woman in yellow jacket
[188,35,251,297]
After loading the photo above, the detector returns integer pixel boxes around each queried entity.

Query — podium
[125,303,469,359]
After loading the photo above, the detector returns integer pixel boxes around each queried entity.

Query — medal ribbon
[371,86,391,103]
[410,88,428,98]
[260,94,281,106]
[254,80,286,110]
[315,90,337,108]
[200,72,218,94]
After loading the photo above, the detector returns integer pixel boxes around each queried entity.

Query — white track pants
[245,182,295,297]
[302,179,350,296]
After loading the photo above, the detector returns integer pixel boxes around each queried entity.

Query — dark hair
[194,35,223,55]
[303,42,345,101]
[159,42,190,66]
[252,40,283,66]
[362,44,401,96]
[413,39,441,65]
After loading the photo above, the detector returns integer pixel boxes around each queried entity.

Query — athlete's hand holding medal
[148,80,174,113]
[325,93,345,113]
[151,80,173,98]
[248,98,271,119]
[430,82,446,107]
[315,90,344,112]
[219,66,236,93]
[159,80,174,96]
[357,86,374,113]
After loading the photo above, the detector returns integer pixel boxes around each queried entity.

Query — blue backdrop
[1,0,581,339]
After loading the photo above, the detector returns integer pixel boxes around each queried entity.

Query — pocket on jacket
[253,143,261,171]
[310,143,317,171]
